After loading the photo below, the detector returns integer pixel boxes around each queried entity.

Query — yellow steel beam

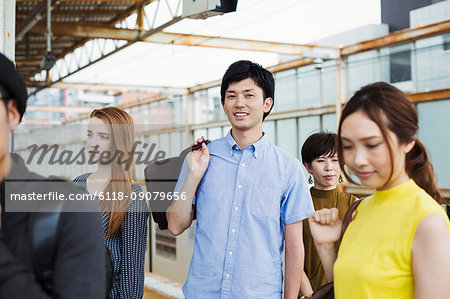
[32,22,340,58]
[341,20,450,55]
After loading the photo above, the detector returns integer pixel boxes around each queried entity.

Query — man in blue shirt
[167,60,314,299]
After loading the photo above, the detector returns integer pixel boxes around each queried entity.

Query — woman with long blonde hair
[74,107,149,299]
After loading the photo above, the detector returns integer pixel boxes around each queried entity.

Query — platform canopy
[14,0,380,92]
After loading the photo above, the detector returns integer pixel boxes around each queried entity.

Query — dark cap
[0,53,27,119]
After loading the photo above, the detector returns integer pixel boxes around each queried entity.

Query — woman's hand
[308,208,342,246]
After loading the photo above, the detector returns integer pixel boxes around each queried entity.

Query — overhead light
[182,0,238,19]
[41,51,56,71]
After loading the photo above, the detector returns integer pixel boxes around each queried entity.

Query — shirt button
[241,163,245,167]
[231,229,236,233]
[226,274,230,279]
[238,185,242,189]
[228,251,233,256]
[234,207,239,211]
[255,152,258,157]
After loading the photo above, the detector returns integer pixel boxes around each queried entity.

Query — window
[443,33,450,51]
[389,44,412,83]
[155,228,176,260]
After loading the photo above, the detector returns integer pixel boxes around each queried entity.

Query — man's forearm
[284,244,304,299]
[166,173,200,235]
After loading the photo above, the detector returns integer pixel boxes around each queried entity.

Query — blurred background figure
[299,132,356,296]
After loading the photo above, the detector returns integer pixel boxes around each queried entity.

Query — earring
[308,174,313,184]
[338,175,344,183]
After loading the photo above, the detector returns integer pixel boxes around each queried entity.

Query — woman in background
[74,107,149,299]
[299,132,356,297]
[309,82,450,298]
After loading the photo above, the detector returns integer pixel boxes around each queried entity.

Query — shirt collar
[225,129,268,159]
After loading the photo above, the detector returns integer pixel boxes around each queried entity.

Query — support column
[0,0,15,60]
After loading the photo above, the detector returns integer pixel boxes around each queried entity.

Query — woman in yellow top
[309,82,450,299]
[299,132,356,297]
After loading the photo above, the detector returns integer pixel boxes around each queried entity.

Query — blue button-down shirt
[175,130,314,299]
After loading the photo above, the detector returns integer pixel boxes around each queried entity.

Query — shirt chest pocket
[250,185,282,221]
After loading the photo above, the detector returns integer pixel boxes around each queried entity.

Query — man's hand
[187,136,210,180]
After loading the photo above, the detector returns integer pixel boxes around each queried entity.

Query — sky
[60,0,381,89]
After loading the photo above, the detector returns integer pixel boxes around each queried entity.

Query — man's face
[222,78,273,133]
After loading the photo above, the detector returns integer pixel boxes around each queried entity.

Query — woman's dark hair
[220,60,275,120]
[301,132,337,165]
[337,82,442,204]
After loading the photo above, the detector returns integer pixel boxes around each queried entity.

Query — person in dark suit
[0,53,107,298]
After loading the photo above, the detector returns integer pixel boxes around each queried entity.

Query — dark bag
[144,147,194,230]
[309,281,334,299]
[29,181,114,298]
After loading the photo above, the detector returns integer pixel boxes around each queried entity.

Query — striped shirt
[74,173,149,299]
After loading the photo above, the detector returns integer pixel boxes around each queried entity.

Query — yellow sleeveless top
[334,179,450,299]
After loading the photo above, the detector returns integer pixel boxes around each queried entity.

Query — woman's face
[87,116,112,163]
[340,110,413,191]
[306,154,340,190]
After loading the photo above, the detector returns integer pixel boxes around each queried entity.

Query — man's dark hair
[220,60,275,120]
[301,132,337,165]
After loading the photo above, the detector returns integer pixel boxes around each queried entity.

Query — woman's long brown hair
[91,107,136,239]
[337,82,443,235]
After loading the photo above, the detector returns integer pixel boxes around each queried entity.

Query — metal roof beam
[33,22,339,58]
[25,80,188,93]
[26,105,96,113]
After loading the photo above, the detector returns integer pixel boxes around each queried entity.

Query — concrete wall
[410,0,450,28]
[381,0,432,32]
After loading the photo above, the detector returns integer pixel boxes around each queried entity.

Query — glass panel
[207,126,223,140]
[321,61,337,106]
[275,69,297,112]
[276,118,297,158]
[193,90,209,124]
[322,113,337,133]
[262,121,276,144]
[193,128,207,140]
[155,228,176,260]
[415,34,450,92]
[417,99,450,188]
[298,115,321,152]
[347,50,379,96]
[298,65,320,109]
[149,102,159,124]
[389,43,412,84]
[222,126,232,136]
[208,86,226,121]
[159,133,170,157]
[169,131,183,157]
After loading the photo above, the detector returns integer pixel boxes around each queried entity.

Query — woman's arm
[308,208,342,282]
[119,188,149,299]
[412,214,450,299]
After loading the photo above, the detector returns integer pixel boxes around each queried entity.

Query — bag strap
[340,198,364,239]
